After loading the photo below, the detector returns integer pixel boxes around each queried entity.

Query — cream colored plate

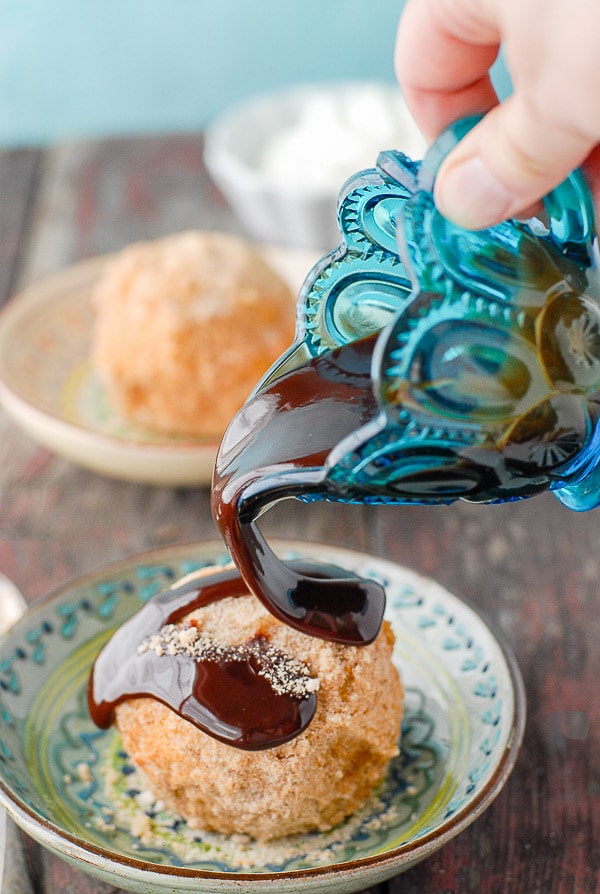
[0,247,317,485]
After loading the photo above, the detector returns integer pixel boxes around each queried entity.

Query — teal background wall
[0,1,510,147]
[0,1,408,146]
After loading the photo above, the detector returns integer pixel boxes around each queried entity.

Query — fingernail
[435,156,514,229]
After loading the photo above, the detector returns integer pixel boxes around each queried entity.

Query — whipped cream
[255,85,426,193]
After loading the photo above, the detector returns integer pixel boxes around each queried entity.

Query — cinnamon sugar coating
[91,231,295,438]
[115,589,404,842]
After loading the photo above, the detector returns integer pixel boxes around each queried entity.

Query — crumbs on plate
[93,743,404,870]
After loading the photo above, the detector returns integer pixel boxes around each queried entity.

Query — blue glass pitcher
[246,117,600,513]
[211,116,600,640]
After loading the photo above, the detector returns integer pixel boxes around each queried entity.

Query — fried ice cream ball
[114,589,404,842]
[91,231,295,438]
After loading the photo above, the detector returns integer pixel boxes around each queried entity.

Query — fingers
[435,95,598,228]
[581,145,600,210]
[395,0,499,139]
[396,0,600,228]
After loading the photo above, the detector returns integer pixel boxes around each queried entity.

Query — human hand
[395,0,600,229]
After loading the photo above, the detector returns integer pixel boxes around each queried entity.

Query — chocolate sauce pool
[88,567,318,750]
[89,335,387,749]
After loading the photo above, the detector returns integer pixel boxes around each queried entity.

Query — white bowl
[204,81,426,251]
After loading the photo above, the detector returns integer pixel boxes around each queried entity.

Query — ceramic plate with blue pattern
[0,541,525,893]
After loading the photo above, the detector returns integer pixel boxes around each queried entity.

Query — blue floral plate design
[0,541,525,893]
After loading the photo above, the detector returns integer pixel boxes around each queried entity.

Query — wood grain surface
[0,134,598,894]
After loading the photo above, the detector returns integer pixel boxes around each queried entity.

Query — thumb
[434,95,596,229]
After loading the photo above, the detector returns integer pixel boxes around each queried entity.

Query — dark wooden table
[0,135,598,894]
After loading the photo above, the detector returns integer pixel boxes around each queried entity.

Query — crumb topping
[137,624,319,699]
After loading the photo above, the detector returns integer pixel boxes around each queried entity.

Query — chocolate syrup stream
[211,335,386,646]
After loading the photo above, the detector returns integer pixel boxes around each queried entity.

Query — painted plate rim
[0,540,526,889]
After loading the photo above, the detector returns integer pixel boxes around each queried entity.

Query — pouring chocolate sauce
[89,336,388,751]
[90,119,600,750]
[211,334,387,647]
